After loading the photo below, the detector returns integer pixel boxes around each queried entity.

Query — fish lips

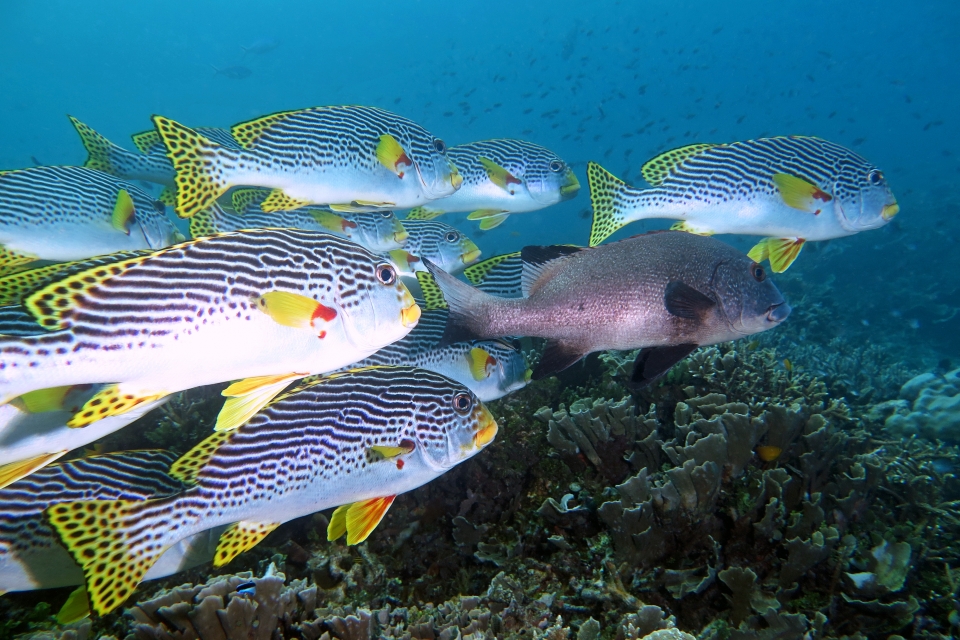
[766,301,792,324]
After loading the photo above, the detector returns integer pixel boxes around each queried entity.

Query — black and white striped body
[398,220,481,275]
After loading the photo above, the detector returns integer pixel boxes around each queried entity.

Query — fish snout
[393,227,410,244]
[881,202,900,221]
[460,240,482,266]
[766,301,792,324]
[449,165,464,190]
[399,288,422,328]
[560,169,581,199]
[472,405,498,448]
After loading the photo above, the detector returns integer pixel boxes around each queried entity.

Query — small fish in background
[241,37,279,56]
[587,136,899,272]
[391,219,481,276]
[210,64,252,79]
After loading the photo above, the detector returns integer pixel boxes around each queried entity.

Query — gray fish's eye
[549,160,564,172]
[444,231,460,243]
[433,139,446,154]
[375,263,397,285]
[867,169,883,185]
[750,262,766,282]
[452,392,472,414]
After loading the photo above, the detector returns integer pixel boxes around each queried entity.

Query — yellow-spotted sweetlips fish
[587,136,899,271]
[151,106,463,219]
[420,230,791,384]
[406,139,580,230]
[0,228,421,430]
[342,309,530,402]
[0,450,224,623]
[0,166,183,274]
[387,219,481,277]
[68,116,241,205]
[188,203,408,253]
[46,366,498,616]
[0,385,169,489]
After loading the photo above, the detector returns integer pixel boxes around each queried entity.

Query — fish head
[352,211,408,252]
[711,257,791,338]
[335,257,421,351]
[522,149,580,205]
[830,152,898,232]
[138,199,186,248]
[404,221,481,275]
[411,378,498,472]
[487,340,531,398]
[409,134,463,200]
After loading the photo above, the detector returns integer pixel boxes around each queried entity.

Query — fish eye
[375,263,397,285]
[380,211,394,219]
[434,139,446,154]
[153,200,166,213]
[750,262,766,282]
[867,169,883,184]
[452,392,472,414]
[444,231,460,243]
[549,160,564,172]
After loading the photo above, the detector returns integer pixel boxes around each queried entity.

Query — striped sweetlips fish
[0,228,421,430]
[0,451,224,622]
[46,366,498,616]
[388,219,481,277]
[406,139,580,230]
[151,106,463,219]
[587,136,899,271]
[0,166,182,275]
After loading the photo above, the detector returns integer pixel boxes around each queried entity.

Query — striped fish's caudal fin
[152,115,232,219]
[68,116,131,176]
[587,162,635,247]
[747,237,806,273]
[46,498,171,616]
[417,261,494,347]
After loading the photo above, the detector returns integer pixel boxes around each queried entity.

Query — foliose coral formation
[876,367,960,442]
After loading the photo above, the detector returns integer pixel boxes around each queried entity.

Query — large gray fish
[588,136,899,271]
[152,106,462,218]
[421,231,790,383]
[0,166,182,274]
[46,366,497,615]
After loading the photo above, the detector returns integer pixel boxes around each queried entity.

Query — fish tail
[46,497,176,615]
[418,260,499,346]
[152,115,231,219]
[587,162,642,246]
[68,116,135,177]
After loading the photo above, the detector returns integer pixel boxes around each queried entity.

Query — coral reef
[876,367,960,443]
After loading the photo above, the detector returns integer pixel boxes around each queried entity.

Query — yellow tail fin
[152,115,230,219]
[587,162,630,247]
[68,116,124,175]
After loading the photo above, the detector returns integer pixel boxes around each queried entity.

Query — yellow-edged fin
[640,143,717,186]
[415,272,448,311]
[477,214,509,230]
[387,249,418,273]
[131,129,162,154]
[376,134,413,178]
[0,247,38,276]
[467,347,496,381]
[0,451,67,489]
[326,496,397,545]
[669,221,714,236]
[477,156,522,194]
[214,521,280,567]
[189,209,219,238]
[369,442,414,459]
[152,115,230,219]
[66,385,168,428]
[67,116,118,174]
[466,208,508,220]
[46,498,162,616]
[329,200,395,213]
[56,586,90,625]
[230,111,296,149]
[254,291,338,331]
[157,186,177,207]
[231,187,270,214]
[771,173,834,213]
[111,189,136,234]
[17,386,74,413]
[587,162,630,247]
[463,252,521,285]
[748,237,805,273]
[405,206,445,221]
[168,430,232,484]
[309,209,356,233]
[260,188,311,213]
[215,372,306,432]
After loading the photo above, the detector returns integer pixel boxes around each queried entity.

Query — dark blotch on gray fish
[425,231,790,382]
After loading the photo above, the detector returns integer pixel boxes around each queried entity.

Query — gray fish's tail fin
[418,260,498,347]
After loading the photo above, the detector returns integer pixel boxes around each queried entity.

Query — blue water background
[1,0,958,358]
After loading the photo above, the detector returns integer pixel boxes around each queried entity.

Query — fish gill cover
[0,0,958,638]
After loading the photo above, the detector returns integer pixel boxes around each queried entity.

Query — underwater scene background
[1,0,959,638]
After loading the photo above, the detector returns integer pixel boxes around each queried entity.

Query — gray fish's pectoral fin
[663,281,715,321]
[533,340,586,380]
[630,343,698,388]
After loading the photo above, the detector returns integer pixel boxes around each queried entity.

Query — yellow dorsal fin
[66,385,168,428]
[157,186,177,207]
[640,143,717,186]
[405,206,444,221]
[771,173,834,213]
[326,495,396,545]
[111,189,136,234]
[747,237,806,273]
[55,586,90,625]
[376,134,413,178]
[467,347,496,381]
[214,521,280,567]
[260,188,310,213]
[415,272,448,310]
[477,214,509,230]
[463,251,521,285]
[0,451,67,489]
[17,386,74,412]
[254,291,338,331]
[215,372,306,432]
[169,430,232,484]
[477,156,522,193]
[230,111,297,149]
[131,129,162,154]
[230,187,270,214]
[308,209,356,233]
[0,247,38,276]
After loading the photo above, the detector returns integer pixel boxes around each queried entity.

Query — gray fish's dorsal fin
[519,244,584,298]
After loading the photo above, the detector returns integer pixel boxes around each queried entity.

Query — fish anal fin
[327,496,397,545]
[467,347,496,381]
[169,430,232,484]
[771,173,833,213]
[520,244,583,297]
[255,291,337,332]
[131,129,162,154]
[111,189,136,234]
[630,344,698,387]
[329,201,395,213]
[587,162,632,246]
[750,237,805,273]
[17,385,75,412]
[477,156,522,193]
[0,451,67,489]
[477,214,509,230]
[230,187,270,214]
[376,134,413,178]
[640,143,717,186]
[215,372,306,432]
[66,384,168,428]
[0,247,38,276]
[463,252,521,285]
[230,111,296,149]
[405,207,444,221]
[533,340,586,380]
[56,586,90,625]
[189,208,219,238]
[669,220,714,236]
[152,115,230,219]
[214,521,280,567]
[260,188,311,213]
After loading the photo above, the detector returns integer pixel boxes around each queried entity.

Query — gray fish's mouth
[766,301,791,324]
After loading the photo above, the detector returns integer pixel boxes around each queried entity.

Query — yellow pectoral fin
[477,214,509,230]
[0,451,68,489]
[327,496,397,545]
[111,189,136,234]
[255,291,338,332]
[376,134,413,178]
[387,249,419,274]
[405,207,444,221]
[17,385,75,413]
[467,347,496,381]
[750,237,805,273]
[66,385,168,428]
[309,210,356,233]
[477,156,522,193]
[369,442,415,459]
[215,372,306,432]
[771,173,833,213]
[214,521,280,567]
[56,586,90,625]
[747,240,769,263]
[260,188,310,213]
